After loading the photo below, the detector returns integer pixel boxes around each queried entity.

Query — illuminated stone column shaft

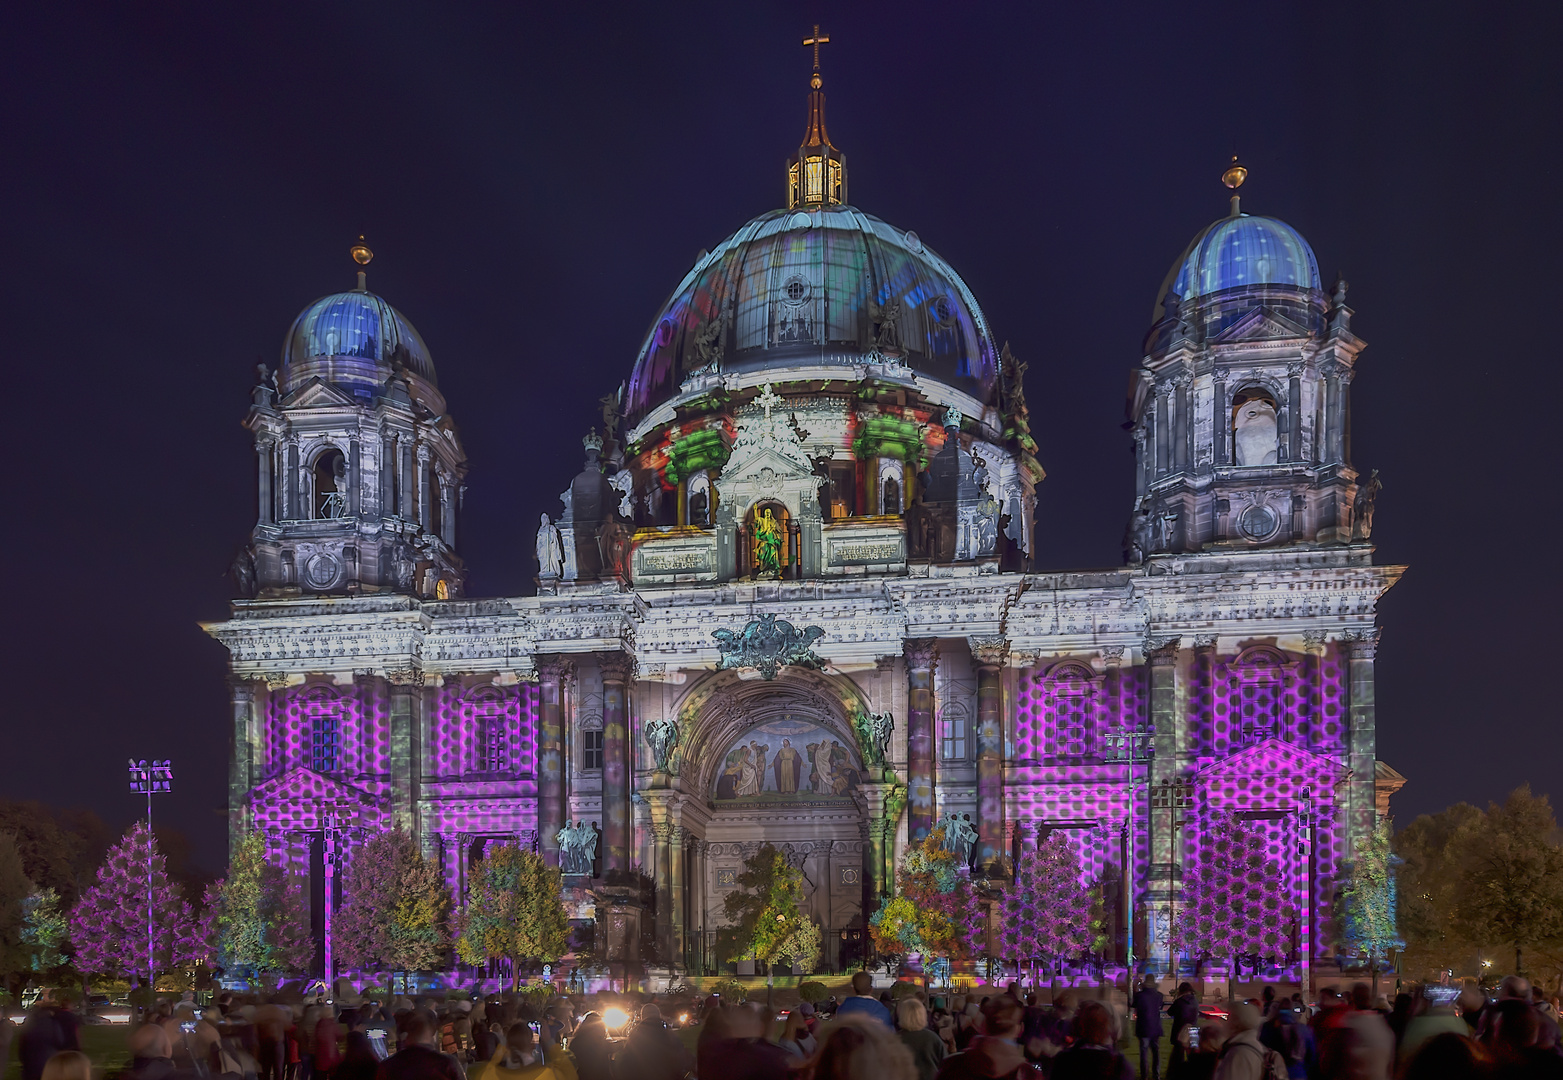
[601,655,633,872]
[1346,634,1378,854]
[972,638,1007,870]
[669,825,686,968]
[228,677,261,854]
[905,639,939,842]
[387,673,421,835]
[256,440,273,525]
[537,657,572,868]
[651,822,672,951]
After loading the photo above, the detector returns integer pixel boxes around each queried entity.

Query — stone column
[387,669,423,833]
[1345,632,1378,855]
[440,470,457,547]
[228,677,261,855]
[417,444,433,533]
[904,639,939,842]
[1212,368,1229,465]
[1303,630,1327,746]
[256,440,273,525]
[399,435,414,519]
[601,654,634,872]
[651,821,672,954]
[669,824,687,969]
[380,430,395,519]
[537,657,573,868]
[1173,373,1190,472]
[1324,364,1343,464]
[285,440,301,520]
[1341,368,1354,465]
[1287,364,1304,463]
[971,636,1007,872]
[1154,389,1169,477]
[349,437,361,516]
[1146,637,1180,950]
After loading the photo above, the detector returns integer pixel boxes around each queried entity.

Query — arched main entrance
[664,668,875,974]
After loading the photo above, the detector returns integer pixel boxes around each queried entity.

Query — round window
[1238,503,1281,542]
[656,317,676,347]
[782,275,811,305]
[930,295,955,327]
[305,552,341,589]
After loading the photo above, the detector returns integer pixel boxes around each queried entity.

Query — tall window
[1055,692,1091,757]
[1231,647,1285,747]
[582,729,604,771]
[939,706,968,761]
[479,707,507,772]
[310,715,340,774]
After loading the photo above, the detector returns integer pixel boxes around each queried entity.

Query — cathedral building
[206,50,1404,980]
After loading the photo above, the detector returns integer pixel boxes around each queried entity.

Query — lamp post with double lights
[1297,786,1314,998]
[318,801,363,998]
[127,759,172,997]
[1107,729,1153,979]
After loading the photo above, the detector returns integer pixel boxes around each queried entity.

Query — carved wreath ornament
[711,613,826,680]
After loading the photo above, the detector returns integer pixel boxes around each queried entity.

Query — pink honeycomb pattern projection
[250,765,387,835]
[430,682,538,779]
[267,684,381,779]
[1015,660,1145,762]
[1191,645,1348,756]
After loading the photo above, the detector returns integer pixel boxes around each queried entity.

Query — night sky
[3,3,1558,872]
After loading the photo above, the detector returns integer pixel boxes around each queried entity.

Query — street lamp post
[319,802,360,998]
[1109,730,1153,983]
[127,759,172,999]
[1298,786,1314,998]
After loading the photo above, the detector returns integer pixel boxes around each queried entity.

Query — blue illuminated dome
[1156,213,1321,320]
[625,206,999,422]
[280,288,437,397]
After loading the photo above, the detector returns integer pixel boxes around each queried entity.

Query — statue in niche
[691,312,725,371]
[687,483,709,526]
[557,820,598,876]
[871,297,902,352]
[1233,396,1280,466]
[1353,469,1383,540]
[853,711,894,770]
[536,513,563,578]
[883,476,901,515]
[596,518,630,580]
[753,508,784,578]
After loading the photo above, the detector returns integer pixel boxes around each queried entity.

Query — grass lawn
[3,1025,133,1080]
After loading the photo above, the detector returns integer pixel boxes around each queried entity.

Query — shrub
[797,981,828,1004]
[890,981,921,1000]
[708,978,748,1003]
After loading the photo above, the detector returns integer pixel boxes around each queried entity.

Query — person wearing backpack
[1047,1002,1131,1080]
[1214,1004,1287,1080]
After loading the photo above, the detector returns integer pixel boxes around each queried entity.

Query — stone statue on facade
[536,513,563,578]
[252,363,277,407]
[557,819,598,876]
[608,470,635,520]
[1353,469,1382,541]
[940,812,978,866]
[712,613,826,680]
[853,711,894,770]
[871,297,902,352]
[691,312,725,371]
[646,717,680,774]
[229,546,257,598]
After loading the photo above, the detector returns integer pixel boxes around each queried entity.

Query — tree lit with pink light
[70,822,199,985]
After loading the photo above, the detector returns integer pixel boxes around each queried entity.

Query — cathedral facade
[206,63,1403,980]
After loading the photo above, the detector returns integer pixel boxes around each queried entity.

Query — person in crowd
[1403,1031,1490,1080]
[1399,985,1469,1068]
[610,1004,690,1080]
[1177,1022,1223,1080]
[314,1004,344,1079]
[166,1001,221,1074]
[472,1023,571,1080]
[337,1032,383,1080]
[1213,1002,1273,1080]
[254,999,293,1080]
[695,1002,790,1080]
[936,995,1043,1080]
[1480,997,1563,1078]
[1317,984,1394,1080]
[1168,984,1199,1078]
[896,998,946,1080]
[125,1021,180,1080]
[813,1014,918,1080]
[1133,977,1166,1080]
[777,1010,818,1062]
[835,972,893,1028]
[20,991,80,1080]
[569,1014,611,1080]
[40,1051,92,1080]
[1047,1000,1130,1080]
[376,1013,465,1080]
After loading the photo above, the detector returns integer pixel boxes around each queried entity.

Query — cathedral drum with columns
[206,51,1404,981]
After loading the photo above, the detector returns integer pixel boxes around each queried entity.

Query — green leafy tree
[456,843,567,988]
[337,825,451,976]
[1337,816,1405,995]
[0,802,108,905]
[21,888,68,975]
[1397,802,1482,979]
[1174,812,1296,992]
[1000,833,1093,979]
[721,845,819,970]
[1450,786,1563,977]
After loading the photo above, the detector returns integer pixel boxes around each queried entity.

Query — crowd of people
[5,971,1563,1080]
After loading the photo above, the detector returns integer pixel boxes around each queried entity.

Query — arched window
[686,472,711,527]
[1229,647,1287,747]
[302,689,342,774]
[938,702,969,762]
[1232,389,1280,467]
[1045,662,1097,759]
[313,449,348,518]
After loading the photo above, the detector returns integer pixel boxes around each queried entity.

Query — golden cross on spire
[803,25,830,71]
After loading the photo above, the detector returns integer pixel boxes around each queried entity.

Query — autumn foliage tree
[1000,833,1093,979]
[70,822,199,986]
[203,832,314,979]
[456,843,568,988]
[336,825,451,977]
[870,826,985,968]
[1336,815,1404,995]
[1174,812,1295,987]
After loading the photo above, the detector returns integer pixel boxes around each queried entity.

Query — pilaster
[600,653,635,872]
[904,638,939,842]
[537,656,574,868]
[969,635,1007,873]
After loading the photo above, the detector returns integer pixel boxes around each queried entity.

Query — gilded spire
[1222,154,1248,218]
[787,26,847,208]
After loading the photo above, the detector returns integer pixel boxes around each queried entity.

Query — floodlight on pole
[128,759,173,998]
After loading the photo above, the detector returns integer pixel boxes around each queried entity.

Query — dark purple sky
[3,3,1557,871]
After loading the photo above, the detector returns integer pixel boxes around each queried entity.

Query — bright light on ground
[603,1007,629,1031]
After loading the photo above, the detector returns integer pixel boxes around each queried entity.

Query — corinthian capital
[903,638,940,673]
[968,635,1010,668]
[600,653,636,684]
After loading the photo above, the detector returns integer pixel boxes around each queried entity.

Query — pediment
[281,377,357,409]
[1195,738,1349,809]
[1212,306,1313,344]
[250,767,387,830]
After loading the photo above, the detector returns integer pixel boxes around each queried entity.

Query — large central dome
[624,205,1000,423]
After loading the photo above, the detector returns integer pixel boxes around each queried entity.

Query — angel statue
[646,718,680,774]
[754,508,784,578]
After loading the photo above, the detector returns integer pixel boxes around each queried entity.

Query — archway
[670,669,874,975]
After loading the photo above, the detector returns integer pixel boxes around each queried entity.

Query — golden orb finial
[351,236,374,265]
[1222,154,1248,190]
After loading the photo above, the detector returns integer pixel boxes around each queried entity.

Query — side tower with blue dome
[234,242,467,600]
[1125,159,1371,559]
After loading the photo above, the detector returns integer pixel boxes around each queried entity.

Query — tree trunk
[1517,946,1524,978]
[1370,958,1379,1001]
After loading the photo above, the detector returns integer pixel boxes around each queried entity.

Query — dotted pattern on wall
[1192,645,1348,757]
[430,682,539,779]
[250,766,385,835]
[269,684,374,779]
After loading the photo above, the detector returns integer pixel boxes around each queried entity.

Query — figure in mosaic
[754,507,784,577]
[773,738,802,794]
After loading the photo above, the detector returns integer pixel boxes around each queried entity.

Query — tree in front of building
[0,832,34,988]
[721,844,821,973]
[456,843,568,988]
[1174,811,1295,992]
[870,826,985,970]
[1336,815,1404,996]
[1000,832,1093,981]
[1448,786,1563,978]
[69,822,200,987]
[203,833,314,980]
[337,825,451,978]
[21,888,68,978]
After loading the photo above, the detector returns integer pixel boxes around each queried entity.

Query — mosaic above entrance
[712,717,861,802]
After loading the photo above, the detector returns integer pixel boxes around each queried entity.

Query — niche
[313,450,348,518]
[1232,390,1279,467]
